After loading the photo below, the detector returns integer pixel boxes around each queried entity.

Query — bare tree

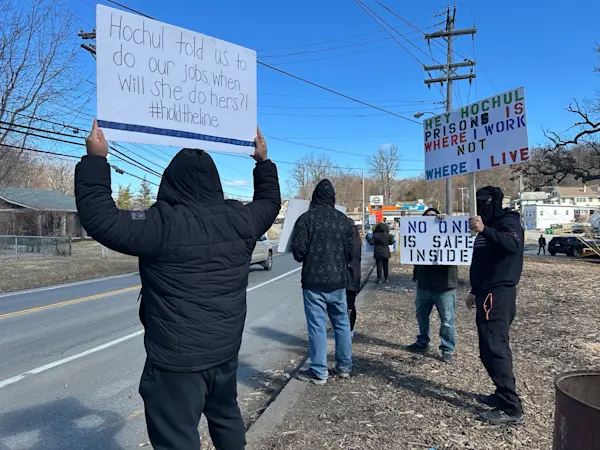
[369,145,399,202]
[518,47,600,187]
[0,0,87,187]
[289,153,336,200]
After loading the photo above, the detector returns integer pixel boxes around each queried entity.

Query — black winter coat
[291,180,354,291]
[75,150,281,371]
[347,234,362,292]
[368,223,395,260]
[470,210,524,295]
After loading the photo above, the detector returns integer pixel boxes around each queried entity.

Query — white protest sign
[400,216,474,265]
[278,199,347,253]
[96,5,257,154]
[423,87,528,181]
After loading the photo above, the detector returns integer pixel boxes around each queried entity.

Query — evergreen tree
[135,176,154,210]
[115,185,133,210]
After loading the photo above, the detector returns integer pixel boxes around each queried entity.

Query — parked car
[251,235,273,270]
[548,236,584,256]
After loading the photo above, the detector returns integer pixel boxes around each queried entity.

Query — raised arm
[75,121,163,257]
[243,127,282,239]
[480,221,521,255]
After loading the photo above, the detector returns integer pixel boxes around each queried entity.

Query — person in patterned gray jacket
[292,179,354,385]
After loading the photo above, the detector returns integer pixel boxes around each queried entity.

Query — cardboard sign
[400,216,474,265]
[423,87,528,181]
[96,5,257,153]
[278,199,347,253]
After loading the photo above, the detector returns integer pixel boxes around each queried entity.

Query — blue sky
[67,0,600,199]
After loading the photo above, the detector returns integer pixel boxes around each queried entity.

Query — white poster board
[400,216,474,265]
[96,5,257,154]
[278,199,347,253]
[423,87,528,181]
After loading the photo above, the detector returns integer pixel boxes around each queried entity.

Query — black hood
[374,222,389,233]
[476,186,505,225]
[311,179,335,208]
[157,149,224,207]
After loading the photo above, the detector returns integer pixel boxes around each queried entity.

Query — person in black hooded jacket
[76,121,280,450]
[466,186,524,426]
[367,222,395,283]
[292,180,354,384]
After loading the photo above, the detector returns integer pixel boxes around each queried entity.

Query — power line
[354,0,430,67]
[1,143,160,186]
[257,14,441,52]
[256,62,421,124]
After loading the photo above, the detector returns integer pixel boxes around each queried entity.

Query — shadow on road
[0,397,125,450]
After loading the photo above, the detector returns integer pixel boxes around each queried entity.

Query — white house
[523,204,577,230]
[548,186,600,207]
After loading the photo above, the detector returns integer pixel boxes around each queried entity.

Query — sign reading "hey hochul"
[422,87,529,181]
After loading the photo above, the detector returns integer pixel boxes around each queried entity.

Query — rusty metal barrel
[553,371,600,450]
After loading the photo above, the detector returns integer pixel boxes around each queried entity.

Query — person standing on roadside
[367,222,395,283]
[466,186,525,426]
[76,120,280,450]
[538,234,546,255]
[406,208,457,364]
[346,222,362,338]
[292,180,354,385]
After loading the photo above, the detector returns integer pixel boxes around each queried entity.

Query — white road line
[0,273,139,298]
[0,330,145,389]
[0,267,302,390]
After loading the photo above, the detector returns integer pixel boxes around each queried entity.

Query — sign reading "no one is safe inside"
[423,87,529,181]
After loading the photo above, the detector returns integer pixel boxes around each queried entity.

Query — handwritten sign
[400,216,474,265]
[96,5,257,153]
[423,87,528,181]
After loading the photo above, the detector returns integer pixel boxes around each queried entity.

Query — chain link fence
[0,236,124,260]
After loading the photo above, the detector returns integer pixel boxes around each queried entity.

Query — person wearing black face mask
[466,186,524,426]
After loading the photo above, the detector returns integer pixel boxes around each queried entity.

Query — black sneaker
[296,369,327,386]
[478,408,524,426]
[383,279,389,284]
[476,393,502,408]
[333,367,351,379]
[442,352,453,364]
[406,343,429,354]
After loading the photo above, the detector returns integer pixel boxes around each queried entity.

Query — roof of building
[0,187,77,212]
[519,191,550,201]
[555,186,600,198]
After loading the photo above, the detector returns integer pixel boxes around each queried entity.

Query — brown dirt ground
[0,240,137,293]
[255,256,600,450]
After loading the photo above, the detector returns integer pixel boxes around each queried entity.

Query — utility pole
[361,169,366,238]
[424,6,476,216]
[458,187,468,214]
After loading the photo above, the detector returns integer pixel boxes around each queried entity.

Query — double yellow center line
[0,285,141,320]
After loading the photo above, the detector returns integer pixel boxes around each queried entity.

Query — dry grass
[256,256,600,450]
[0,240,137,293]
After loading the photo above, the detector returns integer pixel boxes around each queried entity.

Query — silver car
[251,235,273,270]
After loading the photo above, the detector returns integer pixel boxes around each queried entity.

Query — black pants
[139,357,245,450]
[376,259,389,281]
[538,245,546,255]
[346,290,357,331]
[476,287,523,415]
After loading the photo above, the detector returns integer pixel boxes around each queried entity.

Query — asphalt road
[0,252,311,449]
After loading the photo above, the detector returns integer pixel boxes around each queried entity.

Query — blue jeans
[415,287,456,354]
[303,289,353,380]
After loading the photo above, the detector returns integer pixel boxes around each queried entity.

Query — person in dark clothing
[406,208,457,364]
[346,223,362,337]
[367,222,395,283]
[466,186,524,426]
[292,180,354,384]
[76,121,281,450]
[538,235,547,255]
